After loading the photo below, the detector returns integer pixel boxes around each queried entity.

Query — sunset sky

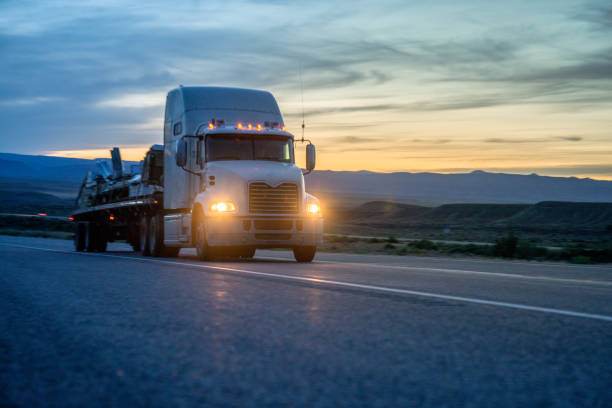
[1,0,611,178]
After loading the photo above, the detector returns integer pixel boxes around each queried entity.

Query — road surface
[1,235,611,407]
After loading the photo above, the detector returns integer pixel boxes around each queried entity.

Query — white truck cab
[162,86,323,262]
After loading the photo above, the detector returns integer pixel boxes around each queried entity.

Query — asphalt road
[1,235,611,407]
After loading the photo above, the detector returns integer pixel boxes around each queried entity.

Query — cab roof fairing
[168,86,286,136]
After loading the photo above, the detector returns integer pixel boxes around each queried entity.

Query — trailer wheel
[293,246,316,262]
[128,223,141,252]
[74,222,86,252]
[140,216,150,256]
[85,222,97,252]
[162,247,180,258]
[96,223,108,252]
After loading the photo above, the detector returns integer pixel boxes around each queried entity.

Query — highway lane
[1,236,611,407]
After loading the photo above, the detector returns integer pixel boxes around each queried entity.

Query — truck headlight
[210,201,236,213]
[307,203,321,215]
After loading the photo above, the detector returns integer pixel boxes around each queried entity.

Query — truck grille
[249,182,299,214]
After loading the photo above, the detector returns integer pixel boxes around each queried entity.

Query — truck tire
[74,222,86,252]
[239,247,256,259]
[140,216,150,256]
[85,222,97,252]
[162,247,180,258]
[128,223,141,252]
[194,216,212,261]
[96,223,108,252]
[149,214,166,257]
[293,246,316,262]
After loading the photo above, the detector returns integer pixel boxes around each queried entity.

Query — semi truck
[72,86,323,262]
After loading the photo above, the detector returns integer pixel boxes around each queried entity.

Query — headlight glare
[307,203,321,215]
[210,201,236,213]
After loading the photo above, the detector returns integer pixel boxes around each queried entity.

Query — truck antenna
[299,65,305,143]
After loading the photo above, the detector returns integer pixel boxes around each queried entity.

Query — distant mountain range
[308,170,612,205]
[1,152,611,204]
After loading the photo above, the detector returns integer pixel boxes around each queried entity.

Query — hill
[341,201,612,231]
[0,190,75,215]
[1,152,612,204]
[501,201,612,229]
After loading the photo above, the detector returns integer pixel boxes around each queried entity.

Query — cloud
[331,136,380,144]
[0,96,62,106]
[485,136,584,144]
[96,92,166,109]
[557,136,583,142]
[285,104,402,118]
[574,5,612,31]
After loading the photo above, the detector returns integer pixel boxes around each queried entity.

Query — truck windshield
[206,134,294,163]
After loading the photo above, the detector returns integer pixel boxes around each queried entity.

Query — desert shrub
[515,241,548,260]
[395,247,409,255]
[327,235,359,243]
[386,236,399,243]
[409,239,437,250]
[384,243,396,249]
[570,255,591,264]
[493,232,518,258]
[560,245,612,263]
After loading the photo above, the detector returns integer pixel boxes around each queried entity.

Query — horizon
[2,150,611,182]
[1,1,611,179]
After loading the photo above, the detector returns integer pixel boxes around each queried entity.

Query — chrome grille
[249,182,299,214]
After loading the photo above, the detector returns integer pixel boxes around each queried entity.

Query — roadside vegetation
[321,233,612,264]
[1,214,611,264]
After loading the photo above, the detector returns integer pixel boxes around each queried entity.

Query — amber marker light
[247,123,253,130]
[208,123,215,130]
[281,126,287,131]
[109,215,115,221]
[256,123,262,131]
[237,122,243,129]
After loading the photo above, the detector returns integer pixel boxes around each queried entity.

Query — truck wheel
[74,222,86,252]
[85,222,97,252]
[162,247,180,258]
[194,218,212,261]
[149,214,165,257]
[96,224,108,253]
[128,223,141,252]
[140,216,150,256]
[239,247,256,259]
[293,246,316,262]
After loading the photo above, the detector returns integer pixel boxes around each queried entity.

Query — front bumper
[205,216,323,248]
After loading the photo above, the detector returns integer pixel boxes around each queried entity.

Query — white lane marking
[255,256,612,286]
[4,243,612,323]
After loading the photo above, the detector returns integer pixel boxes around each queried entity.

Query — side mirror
[176,137,188,167]
[306,144,316,171]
